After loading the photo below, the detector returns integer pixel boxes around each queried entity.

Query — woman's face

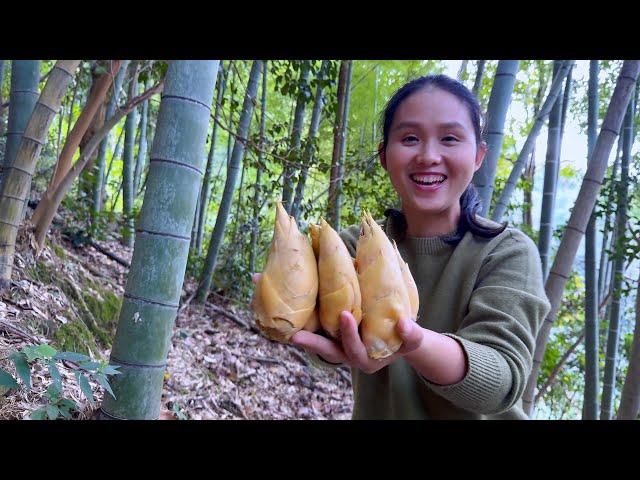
[381,87,486,234]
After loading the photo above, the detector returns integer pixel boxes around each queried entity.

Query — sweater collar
[384,215,456,255]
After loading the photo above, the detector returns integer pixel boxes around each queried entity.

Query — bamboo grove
[0,59,640,419]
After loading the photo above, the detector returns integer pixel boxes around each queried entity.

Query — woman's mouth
[409,173,447,189]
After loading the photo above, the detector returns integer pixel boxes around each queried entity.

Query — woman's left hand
[291,311,425,374]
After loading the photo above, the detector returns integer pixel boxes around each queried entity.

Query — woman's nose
[415,141,442,165]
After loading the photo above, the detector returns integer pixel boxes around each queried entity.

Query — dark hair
[380,74,506,244]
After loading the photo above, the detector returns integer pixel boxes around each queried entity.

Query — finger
[339,311,369,365]
[251,273,262,285]
[396,318,424,354]
[290,330,346,364]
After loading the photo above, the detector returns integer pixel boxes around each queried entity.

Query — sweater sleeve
[425,230,551,415]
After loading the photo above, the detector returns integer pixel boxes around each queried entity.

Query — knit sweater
[309,215,551,419]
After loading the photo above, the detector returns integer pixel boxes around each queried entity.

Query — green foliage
[2,343,120,420]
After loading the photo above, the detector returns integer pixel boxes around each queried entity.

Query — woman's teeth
[410,174,446,185]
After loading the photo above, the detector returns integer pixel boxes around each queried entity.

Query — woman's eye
[402,135,419,143]
[442,135,458,142]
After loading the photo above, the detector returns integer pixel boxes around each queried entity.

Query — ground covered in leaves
[0,225,353,420]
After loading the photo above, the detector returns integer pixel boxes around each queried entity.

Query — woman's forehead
[394,87,471,124]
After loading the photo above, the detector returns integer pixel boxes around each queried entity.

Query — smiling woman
[290,73,552,419]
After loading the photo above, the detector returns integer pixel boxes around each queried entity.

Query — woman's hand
[291,311,425,374]
[251,272,425,375]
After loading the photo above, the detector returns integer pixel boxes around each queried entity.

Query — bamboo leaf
[34,344,57,359]
[30,409,47,420]
[47,361,62,392]
[54,351,90,363]
[95,373,116,399]
[46,405,59,420]
[76,373,95,406]
[10,352,31,388]
[0,368,19,389]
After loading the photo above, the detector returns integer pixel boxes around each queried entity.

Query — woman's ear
[378,142,387,170]
[474,141,487,172]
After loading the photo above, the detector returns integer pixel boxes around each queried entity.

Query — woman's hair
[380,74,506,244]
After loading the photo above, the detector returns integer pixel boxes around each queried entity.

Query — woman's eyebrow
[392,121,422,131]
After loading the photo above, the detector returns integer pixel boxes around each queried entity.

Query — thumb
[251,273,262,285]
[396,318,423,353]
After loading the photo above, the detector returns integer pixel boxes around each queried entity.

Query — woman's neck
[402,204,461,238]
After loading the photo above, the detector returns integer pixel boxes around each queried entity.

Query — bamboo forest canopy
[0,59,640,421]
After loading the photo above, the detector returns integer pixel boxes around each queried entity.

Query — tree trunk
[1,61,40,186]
[0,60,80,292]
[583,59,600,420]
[195,63,227,254]
[99,61,218,420]
[195,60,262,303]
[249,61,268,275]
[617,265,640,419]
[457,60,469,82]
[32,83,163,252]
[92,60,130,217]
[291,60,329,220]
[491,60,574,222]
[0,60,6,137]
[32,61,121,228]
[122,62,139,248]
[472,60,486,97]
[521,60,640,417]
[281,61,311,213]
[133,77,151,197]
[472,60,519,216]
[538,61,564,280]
[600,87,635,420]
[598,139,622,301]
[327,60,352,230]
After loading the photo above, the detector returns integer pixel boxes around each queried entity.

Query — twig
[245,355,282,365]
[0,319,41,343]
[205,302,259,334]
[177,291,197,316]
[89,241,130,268]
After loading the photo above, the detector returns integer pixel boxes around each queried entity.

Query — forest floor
[0,221,353,420]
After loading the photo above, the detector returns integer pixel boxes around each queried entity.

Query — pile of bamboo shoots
[252,202,419,359]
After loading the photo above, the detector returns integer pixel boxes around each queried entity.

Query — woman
[267,74,550,419]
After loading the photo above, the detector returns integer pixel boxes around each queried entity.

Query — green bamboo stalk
[538,61,564,280]
[93,60,130,217]
[100,60,218,420]
[249,61,268,275]
[583,59,600,420]
[291,60,329,220]
[122,63,139,247]
[521,60,640,417]
[491,60,575,222]
[472,60,519,216]
[195,60,262,304]
[472,60,486,97]
[1,61,40,185]
[617,266,640,419]
[195,63,228,254]
[281,61,311,212]
[133,77,151,197]
[0,60,6,137]
[0,60,80,292]
[600,87,635,420]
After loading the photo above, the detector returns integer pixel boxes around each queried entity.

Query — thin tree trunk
[0,60,5,136]
[583,59,600,420]
[99,61,218,420]
[617,265,640,419]
[327,60,352,230]
[32,83,164,251]
[472,60,519,216]
[281,61,311,213]
[491,60,575,222]
[103,126,125,208]
[291,60,329,220]
[457,60,469,82]
[1,61,40,186]
[92,60,130,217]
[472,60,486,97]
[249,61,268,275]
[521,60,640,417]
[196,61,262,303]
[122,62,139,247]
[195,63,227,254]
[598,139,622,301]
[133,77,151,197]
[538,61,564,280]
[0,60,80,292]
[32,61,121,228]
[600,87,635,420]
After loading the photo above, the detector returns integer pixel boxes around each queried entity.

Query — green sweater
[310,215,551,420]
